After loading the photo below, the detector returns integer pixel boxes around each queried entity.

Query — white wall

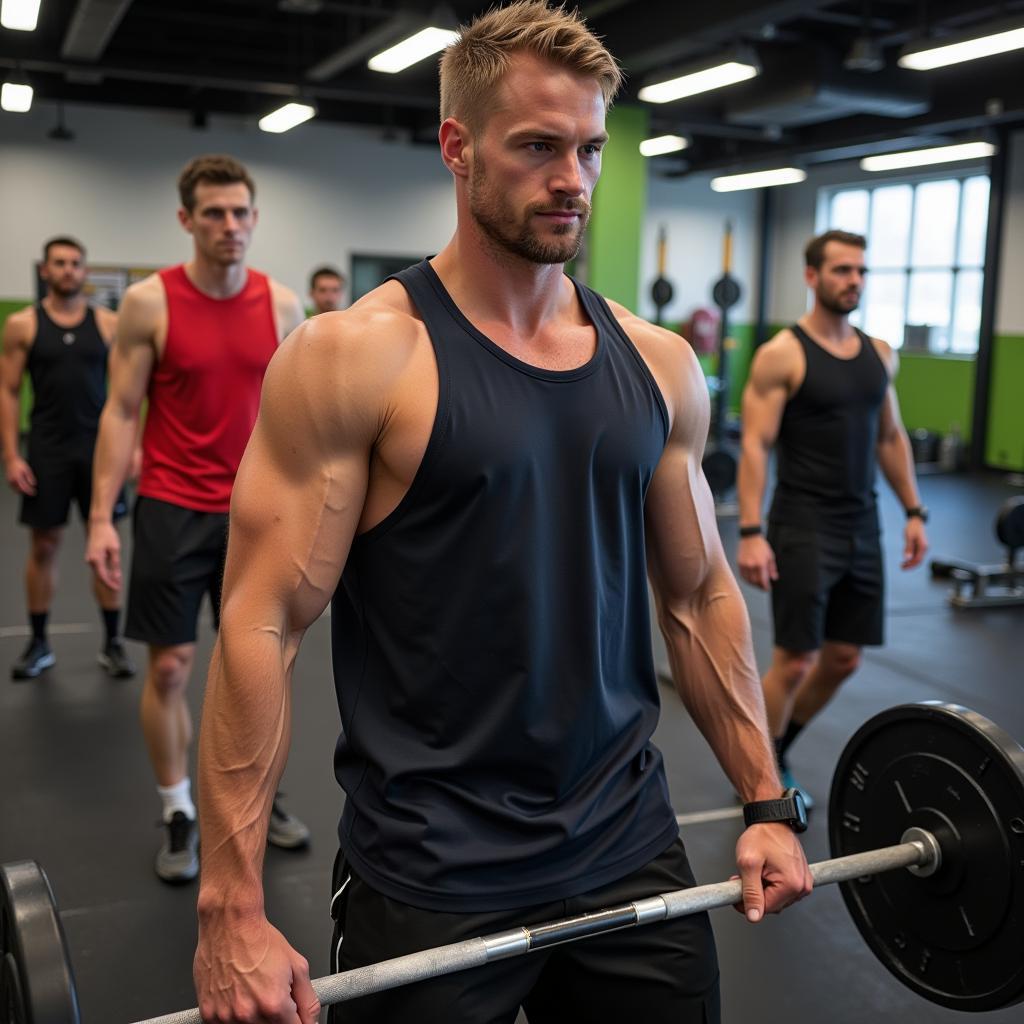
[996,130,1024,334]
[0,101,457,302]
[639,173,759,324]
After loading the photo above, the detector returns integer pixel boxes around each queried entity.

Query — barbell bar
[3,700,1024,1023]
[136,829,939,1024]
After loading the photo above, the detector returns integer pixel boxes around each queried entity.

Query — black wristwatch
[743,788,808,833]
[905,505,929,522]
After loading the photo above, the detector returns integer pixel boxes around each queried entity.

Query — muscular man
[1,237,134,681]
[308,266,346,314]
[192,6,812,1023]
[86,155,310,883]
[738,229,929,803]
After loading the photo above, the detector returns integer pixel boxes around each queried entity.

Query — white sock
[157,778,196,823]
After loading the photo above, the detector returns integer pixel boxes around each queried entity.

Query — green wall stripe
[588,104,648,310]
[986,334,1024,470]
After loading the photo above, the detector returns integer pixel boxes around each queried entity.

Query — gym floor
[1,471,1021,1023]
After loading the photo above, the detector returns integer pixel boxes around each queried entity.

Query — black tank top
[330,260,679,912]
[769,324,888,532]
[27,303,108,450]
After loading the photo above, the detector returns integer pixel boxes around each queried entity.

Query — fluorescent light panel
[710,167,806,192]
[639,134,688,157]
[1,81,33,112]
[1,0,40,31]
[638,61,758,104]
[899,25,1024,70]
[258,102,316,134]
[860,141,995,172]
[368,26,458,73]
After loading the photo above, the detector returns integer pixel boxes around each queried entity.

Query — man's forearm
[90,403,139,522]
[0,389,21,463]
[197,616,296,916]
[737,443,769,526]
[657,569,780,802]
[877,432,920,510]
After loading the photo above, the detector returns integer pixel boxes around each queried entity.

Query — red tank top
[138,265,278,513]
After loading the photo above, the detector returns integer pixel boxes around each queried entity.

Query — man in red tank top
[87,155,309,883]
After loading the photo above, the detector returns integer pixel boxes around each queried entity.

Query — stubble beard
[469,161,589,266]
[818,285,860,316]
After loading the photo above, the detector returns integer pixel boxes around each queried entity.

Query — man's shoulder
[287,284,424,368]
[602,296,691,361]
[3,304,37,339]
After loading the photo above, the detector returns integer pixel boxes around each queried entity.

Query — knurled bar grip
[135,837,932,1024]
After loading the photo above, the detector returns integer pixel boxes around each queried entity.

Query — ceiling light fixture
[860,141,996,171]
[638,50,760,105]
[899,21,1024,70]
[639,134,689,157]
[258,101,316,133]
[1,67,33,113]
[710,167,806,192]
[1,0,41,32]
[368,26,458,73]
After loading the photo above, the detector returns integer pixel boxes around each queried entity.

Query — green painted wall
[588,104,648,310]
[1,298,33,433]
[894,354,974,442]
[987,333,1024,470]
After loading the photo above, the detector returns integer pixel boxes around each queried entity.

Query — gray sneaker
[98,638,136,679]
[268,797,310,850]
[155,811,199,883]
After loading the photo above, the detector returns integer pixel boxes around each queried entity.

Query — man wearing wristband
[737,229,928,804]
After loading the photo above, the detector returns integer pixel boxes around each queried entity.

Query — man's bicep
[223,343,371,634]
[644,438,720,605]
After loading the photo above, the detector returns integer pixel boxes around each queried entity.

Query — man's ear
[440,117,473,179]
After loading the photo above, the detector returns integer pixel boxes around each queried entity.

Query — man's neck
[42,292,87,320]
[184,255,248,299]
[431,225,573,339]
[801,306,855,346]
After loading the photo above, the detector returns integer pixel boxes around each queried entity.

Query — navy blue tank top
[330,260,679,912]
[27,303,108,451]
[770,324,888,533]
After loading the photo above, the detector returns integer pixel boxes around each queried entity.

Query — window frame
[816,166,990,358]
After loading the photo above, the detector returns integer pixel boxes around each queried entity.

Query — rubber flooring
[1,470,1022,1023]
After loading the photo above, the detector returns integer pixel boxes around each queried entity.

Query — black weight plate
[829,703,1024,1012]
[651,277,674,307]
[702,448,737,495]
[995,496,1024,549]
[0,862,80,1024]
[711,274,741,310]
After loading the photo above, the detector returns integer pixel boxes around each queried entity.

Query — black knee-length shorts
[327,838,721,1024]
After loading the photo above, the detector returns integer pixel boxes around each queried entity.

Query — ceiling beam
[61,0,135,61]
[305,9,422,82]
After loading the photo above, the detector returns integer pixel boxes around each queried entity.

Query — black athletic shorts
[327,838,720,1024]
[125,496,228,647]
[768,521,884,652]
[18,440,127,530]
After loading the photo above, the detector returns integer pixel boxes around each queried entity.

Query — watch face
[790,789,809,831]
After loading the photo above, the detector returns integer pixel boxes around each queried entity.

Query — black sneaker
[11,638,56,680]
[98,638,136,679]
[268,795,311,850]
[155,811,199,883]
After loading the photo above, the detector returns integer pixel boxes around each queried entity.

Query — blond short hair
[439,1,623,131]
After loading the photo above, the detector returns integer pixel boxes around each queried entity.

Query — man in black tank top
[738,230,929,804]
[0,237,134,680]
[192,7,812,1024]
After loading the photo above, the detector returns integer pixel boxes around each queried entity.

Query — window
[820,174,989,354]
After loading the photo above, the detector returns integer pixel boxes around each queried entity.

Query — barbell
[3,701,1024,1023]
